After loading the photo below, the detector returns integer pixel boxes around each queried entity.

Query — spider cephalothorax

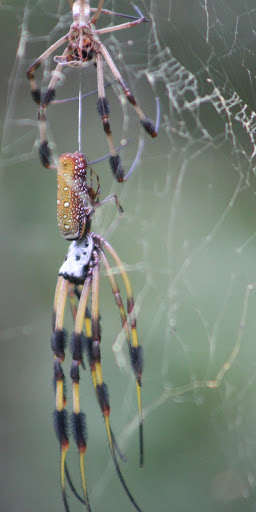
[66,36,94,64]
[49,1,100,67]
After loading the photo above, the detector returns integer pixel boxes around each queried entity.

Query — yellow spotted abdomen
[57,152,89,240]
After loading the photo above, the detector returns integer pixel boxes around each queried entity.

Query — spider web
[1,1,256,511]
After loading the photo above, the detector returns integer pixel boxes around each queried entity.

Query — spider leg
[95,193,123,214]
[39,47,72,168]
[100,42,157,139]
[90,252,142,511]
[65,462,87,505]
[91,7,149,22]
[99,247,133,463]
[94,15,147,36]
[41,47,71,109]
[53,277,90,510]
[68,284,86,371]
[27,34,69,105]
[52,276,63,330]
[101,239,144,467]
[96,51,125,181]
[90,0,104,25]
[82,286,127,462]
[67,283,78,322]
[70,275,92,512]
[99,248,132,353]
[51,276,70,512]
[60,284,88,506]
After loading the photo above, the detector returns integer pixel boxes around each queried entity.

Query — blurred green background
[2,1,256,511]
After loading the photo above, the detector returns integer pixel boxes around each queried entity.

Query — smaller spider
[52,152,143,511]
[27,0,157,182]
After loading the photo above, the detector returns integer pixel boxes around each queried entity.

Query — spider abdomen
[57,152,90,240]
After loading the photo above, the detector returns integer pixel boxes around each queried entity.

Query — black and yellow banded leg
[90,259,142,512]
[102,239,144,467]
[60,285,90,508]
[83,302,127,463]
[100,247,131,342]
[68,284,86,370]
[52,276,63,331]
[71,275,92,512]
[51,276,70,511]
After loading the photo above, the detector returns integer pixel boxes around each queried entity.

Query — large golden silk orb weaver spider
[27,0,157,182]
[52,152,143,511]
